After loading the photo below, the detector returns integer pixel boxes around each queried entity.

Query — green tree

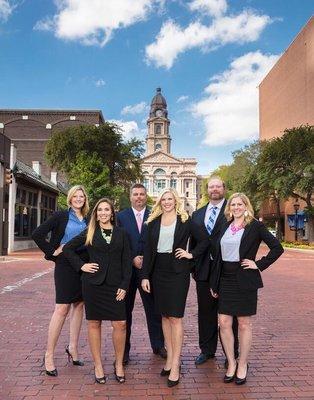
[45,123,144,206]
[257,125,314,241]
[45,123,144,188]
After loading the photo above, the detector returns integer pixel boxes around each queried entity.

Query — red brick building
[259,16,314,242]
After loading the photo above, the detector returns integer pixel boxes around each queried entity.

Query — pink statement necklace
[230,222,244,235]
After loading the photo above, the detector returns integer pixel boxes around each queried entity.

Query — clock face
[155,109,163,117]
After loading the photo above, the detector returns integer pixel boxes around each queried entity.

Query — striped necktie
[206,206,218,235]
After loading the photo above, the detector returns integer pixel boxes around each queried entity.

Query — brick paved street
[0,248,313,400]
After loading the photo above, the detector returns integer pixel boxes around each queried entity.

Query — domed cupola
[149,87,168,118]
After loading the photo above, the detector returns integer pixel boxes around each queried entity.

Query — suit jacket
[62,225,132,290]
[32,211,70,261]
[116,207,150,260]
[210,219,284,293]
[190,200,227,281]
[141,215,210,279]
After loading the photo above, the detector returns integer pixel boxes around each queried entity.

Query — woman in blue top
[32,185,89,377]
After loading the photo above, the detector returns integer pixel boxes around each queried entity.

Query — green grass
[281,241,314,250]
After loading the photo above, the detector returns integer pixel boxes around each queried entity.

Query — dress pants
[196,280,239,356]
[125,267,164,354]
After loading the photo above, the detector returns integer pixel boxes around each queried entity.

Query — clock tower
[146,87,171,155]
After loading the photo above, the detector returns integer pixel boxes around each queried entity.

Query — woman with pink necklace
[210,193,283,385]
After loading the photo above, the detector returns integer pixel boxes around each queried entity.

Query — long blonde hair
[225,193,255,225]
[85,198,115,246]
[67,185,89,217]
[146,188,189,224]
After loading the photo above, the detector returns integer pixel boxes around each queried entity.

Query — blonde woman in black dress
[210,193,283,385]
[32,185,89,376]
[63,198,132,384]
[141,188,209,387]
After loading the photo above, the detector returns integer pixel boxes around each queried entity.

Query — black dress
[142,216,210,319]
[63,226,132,321]
[210,219,284,317]
[218,261,257,316]
[32,210,87,304]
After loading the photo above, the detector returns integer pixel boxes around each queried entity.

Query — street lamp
[293,201,300,242]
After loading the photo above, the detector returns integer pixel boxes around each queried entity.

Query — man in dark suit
[191,177,239,365]
[117,184,166,364]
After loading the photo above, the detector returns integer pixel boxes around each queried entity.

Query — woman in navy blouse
[32,185,89,377]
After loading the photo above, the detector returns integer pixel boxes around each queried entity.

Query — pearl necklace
[230,222,244,235]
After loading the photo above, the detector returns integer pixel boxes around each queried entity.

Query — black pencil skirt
[54,254,83,304]
[218,261,257,316]
[152,253,190,318]
[82,279,126,321]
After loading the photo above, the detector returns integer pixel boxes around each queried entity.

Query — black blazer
[210,219,284,293]
[32,211,70,261]
[63,225,132,290]
[190,200,227,281]
[141,215,210,279]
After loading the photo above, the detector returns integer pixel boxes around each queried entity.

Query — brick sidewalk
[0,249,313,400]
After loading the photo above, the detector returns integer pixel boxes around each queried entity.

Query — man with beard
[117,184,166,364]
[191,177,239,366]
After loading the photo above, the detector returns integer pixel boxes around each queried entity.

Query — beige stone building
[141,88,199,213]
[259,16,314,242]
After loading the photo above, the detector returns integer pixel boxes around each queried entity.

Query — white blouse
[221,225,244,262]
[157,220,177,253]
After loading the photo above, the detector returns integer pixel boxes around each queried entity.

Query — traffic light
[5,168,13,185]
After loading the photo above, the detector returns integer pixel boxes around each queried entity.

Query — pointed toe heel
[235,363,249,385]
[65,346,84,366]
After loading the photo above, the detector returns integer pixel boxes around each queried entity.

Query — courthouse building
[141,88,199,213]
[259,16,314,241]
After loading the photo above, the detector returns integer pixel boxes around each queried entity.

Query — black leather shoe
[43,356,58,377]
[65,346,84,366]
[167,377,179,387]
[223,362,237,383]
[235,363,249,385]
[160,368,171,377]
[153,347,167,359]
[195,353,215,365]
[122,353,129,365]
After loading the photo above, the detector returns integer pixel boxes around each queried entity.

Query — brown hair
[85,198,115,245]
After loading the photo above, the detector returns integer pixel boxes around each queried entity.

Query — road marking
[0,268,53,294]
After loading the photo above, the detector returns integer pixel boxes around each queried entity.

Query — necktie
[206,206,218,235]
[136,212,142,233]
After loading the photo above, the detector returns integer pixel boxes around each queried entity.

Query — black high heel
[167,365,181,387]
[113,361,126,383]
[235,363,249,385]
[223,362,237,383]
[160,368,171,376]
[65,345,84,366]
[43,356,58,377]
[95,375,107,384]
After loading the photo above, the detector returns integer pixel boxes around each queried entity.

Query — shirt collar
[132,207,146,218]
[208,198,225,210]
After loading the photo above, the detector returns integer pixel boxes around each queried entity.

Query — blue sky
[0,0,313,174]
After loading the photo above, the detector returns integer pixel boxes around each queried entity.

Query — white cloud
[34,0,161,46]
[176,95,189,103]
[0,0,14,21]
[188,0,227,18]
[121,101,148,115]
[109,119,142,139]
[191,51,279,146]
[145,10,272,69]
[95,78,105,87]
